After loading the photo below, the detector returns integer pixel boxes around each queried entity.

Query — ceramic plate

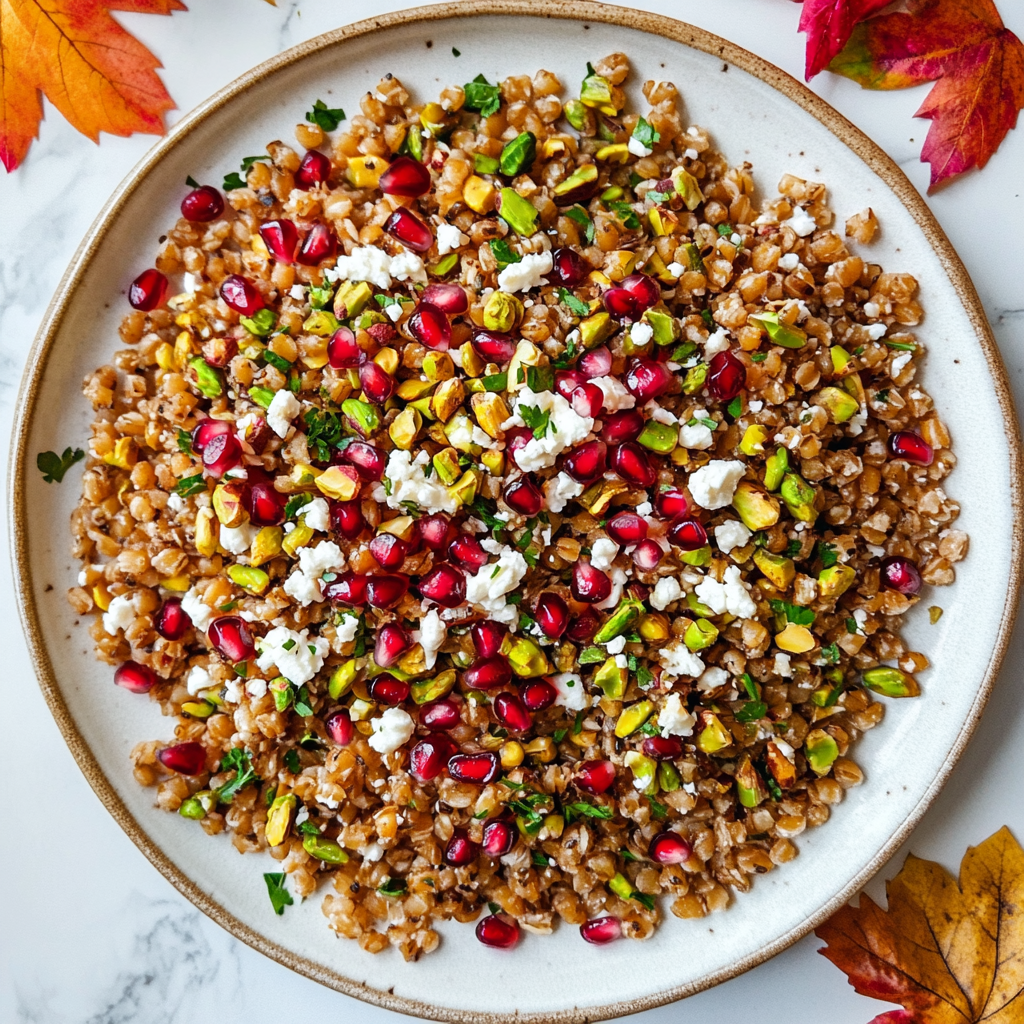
[11,2,1022,1020]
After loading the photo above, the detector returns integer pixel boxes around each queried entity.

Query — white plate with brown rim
[10,2,1022,1020]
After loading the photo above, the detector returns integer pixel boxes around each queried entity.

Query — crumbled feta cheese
[604,635,627,655]
[864,301,880,318]
[543,471,584,513]
[714,520,752,554]
[436,222,469,255]
[678,412,714,450]
[413,608,446,670]
[667,261,686,278]
[267,389,301,438]
[256,626,329,686]
[289,284,307,300]
[847,410,868,436]
[285,540,345,607]
[694,565,757,618]
[502,387,593,472]
[359,841,385,862]
[381,449,458,514]
[648,403,678,426]
[704,328,731,358]
[368,707,416,754]
[219,522,259,555]
[748,400,764,413]
[390,251,427,284]
[385,302,403,323]
[302,497,331,533]
[181,587,213,632]
[335,613,360,645]
[659,641,705,679]
[866,543,886,558]
[102,594,136,634]
[658,693,696,737]
[283,571,323,607]
[592,375,635,411]
[853,608,868,629]
[636,501,653,516]
[497,251,553,293]
[630,321,654,347]
[552,672,591,711]
[327,246,394,289]
[773,738,796,763]
[186,665,216,696]
[684,147,699,160]
[774,652,793,677]
[688,459,746,509]
[891,351,912,376]
[628,135,653,158]
[784,206,817,237]
[650,576,683,611]
[465,547,528,623]
[223,680,243,704]
[696,666,728,692]
[444,415,495,451]
[778,252,800,272]
[166,493,185,513]
[590,538,619,571]
[246,677,268,699]
[866,323,887,341]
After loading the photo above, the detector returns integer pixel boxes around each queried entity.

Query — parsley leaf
[297,820,321,836]
[553,333,579,370]
[240,155,270,172]
[736,700,767,722]
[606,200,640,230]
[176,428,193,454]
[631,115,660,150]
[532,850,549,867]
[468,498,506,533]
[264,872,293,915]
[308,281,333,309]
[563,801,614,823]
[818,542,839,568]
[821,642,841,665]
[630,890,656,911]
[463,74,501,117]
[377,877,408,897]
[876,388,890,403]
[646,189,673,203]
[222,171,245,191]
[769,599,815,626]
[283,749,302,774]
[185,175,200,188]
[846,617,859,635]
[557,288,590,317]
[519,405,552,439]
[303,408,343,462]
[218,748,259,802]
[785,539,802,558]
[174,474,207,498]
[565,204,595,244]
[490,239,521,270]
[285,493,314,520]
[305,100,346,132]
[36,447,84,484]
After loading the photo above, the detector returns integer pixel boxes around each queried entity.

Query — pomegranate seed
[240,416,272,455]
[463,655,512,690]
[621,273,660,310]
[449,750,501,785]
[410,735,452,781]
[155,598,190,641]
[471,620,508,659]
[419,514,454,551]
[358,361,396,405]
[632,540,664,570]
[294,149,331,189]
[563,440,608,483]
[327,326,361,368]
[374,623,413,668]
[578,346,613,378]
[220,275,264,316]
[208,616,254,662]
[368,534,407,570]
[603,410,645,445]
[571,560,612,604]
[366,575,409,609]
[656,489,689,519]
[522,678,558,711]
[602,286,637,319]
[191,418,232,452]
[259,219,300,263]
[606,511,648,545]
[324,571,368,605]
[418,564,466,608]
[669,517,708,550]
[535,592,570,639]
[613,442,656,489]
[449,534,489,570]
[128,268,168,311]
[888,429,934,466]
[581,917,622,945]
[369,673,410,705]
[379,155,432,197]
[649,831,692,864]
[201,432,242,477]
[571,383,604,418]
[482,818,516,857]
[556,369,588,399]
[247,481,285,526]
[325,708,353,745]
[385,207,434,251]
[296,222,336,265]
[707,349,746,402]
[158,742,206,776]
[421,698,461,731]
[880,555,923,595]
[471,330,516,363]
[339,441,385,481]
[421,282,469,315]
[624,358,674,402]
[550,246,588,286]
[566,610,599,642]
[444,828,478,866]
[180,185,224,222]
[643,736,684,760]
[506,427,536,470]
[476,913,520,948]
[330,501,365,540]
[504,477,543,516]
[575,760,616,794]
[114,661,157,694]
[408,302,451,351]
[493,692,531,732]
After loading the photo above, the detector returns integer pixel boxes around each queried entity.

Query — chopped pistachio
[303,835,349,864]
[507,637,551,677]
[282,518,314,556]
[553,163,599,205]
[212,482,248,528]
[775,622,815,653]
[624,751,658,795]
[765,741,797,788]
[643,309,680,345]
[302,310,340,336]
[188,356,222,398]
[227,564,270,594]
[638,612,671,642]
[658,761,681,792]
[499,131,537,176]
[615,700,654,738]
[483,291,523,333]
[265,793,297,847]
[739,424,769,456]
[432,447,462,485]
[580,67,617,115]
[195,507,218,557]
[862,666,920,697]
[697,713,731,754]
[804,729,840,776]
[764,446,789,491]
[315,465,360,501]
[389,406,423,450]
[816,386,860,423]
[341,398,380,437]
[684,617,719,651]
[818,563,856,599]
[669,166,704,211]
[579,311,615,349]
[423,351,455,382]
[593,596,644,644]
[749,310,807,349]
[732,480,781,531]
[637,420,678,454]
[753,549,796,589]
[680,545,712,566]
[780,472,817,523]
[496,188,538,236]
[464,174,497,215]
[332,280,373,319]
[681,363,708,394]
[735,753,768,808]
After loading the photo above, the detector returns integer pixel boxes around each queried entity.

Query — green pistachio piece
[432,447,462,485]
[686,592,715,618]
[680,545,712,566]
[248,385,275,409]
[816,386,860,424]
[188,356,222,398]
[735,753,768,808]
[270,676,294,712]
[624,751,658,795]
[753,549,796,589]
[804,729,840,776]
[507,637,551,677]
[593,597,643,644]
[265,793,297,847]
[353,308,388,330]
[341,398,380,437]
[818,563,856,599]
[411,669,457,704]
[750,311,806,349]
[732,481,781,531]
[581,67,616,114]
[499,131,537,176]
[227,564,270,594]
[483,291,523,333]
[388,406,423,451]
[697,713,731,753]
[643,309,681,346]
[240,307,277,336]
[553,163,599,205]
[332,280,373,319]
[563,98,592,133]
[658,761,681,792]
[593,655,628,699]
[302,310,340,336]
[684,617,719,651]
[862,666,920,697]
[496,188,538,236]
[429,253,460,277]
[608,872,633,901]
[328,660,358,699]
[670,166,705,212]
[473,152,500,174]
[637,420,678,454]
[179,796,206,819]
[302,835,350,864]
[780,472,817,523]
[764,446,789,491]
[579,311,615,349]
[615,700,654,738]
[681,363,708,394]
[682,242,706,274]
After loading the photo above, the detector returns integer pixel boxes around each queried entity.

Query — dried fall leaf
[817,826,1024,1024]
[0,0,186,171]
[829,0,1024,189]
[798,0,893,80]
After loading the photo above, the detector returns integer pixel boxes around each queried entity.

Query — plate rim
[9,2,1023,1020]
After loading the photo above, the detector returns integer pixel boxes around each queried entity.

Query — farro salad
[68,53,967,957]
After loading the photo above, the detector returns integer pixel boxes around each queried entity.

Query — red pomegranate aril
[535,591,570,639]
[493,692,531,732]
[155,598,190,641]
[603,286,639,319]
[643,735,684,760]
[330,501,365,540]
[418,563,466,608]
[669,517,708,550]
[707,349,746,402]
[180,185,224,222]
[603,410,644,445]
[571,560,612,604]
[385,206,434,251]
[605,511,648,545]
[296,222,336,265]
[578,345,613,379]
[369,673,410,705]
[463,655,512,690]
[409,735,450,781]
[369,534,407,570]
[566,610,599,642]
[247,481,285,526]
[448,751,501,785]
[504,477,543,516]
[327,326,361,368]
[158,742,206,776]
[506,427,535,470]
[325,708,353,746]
[888,429,934,466]
[655,489,689,519]
[563,440,608,483]
[449,534,489,570]
[294,149,331,188]
[324,571,368,605]
[366,575,409,609]
[190,417,232,452]
[220,274,264,316]
[521,678,557,712]
[471,620,508,659]
[444,828,478,866]
[624,358,674,402]
[613,442,656,489]
[201,432,242,478]
[649,831,692,864]
[114,661,157,694]
[550,246,587,286]
[408,302,451,351]
[880,555,923,595]
[421,282,469,315]
[571,383,604,418]
[340,441,385,481]
[421,698,461,731]
[481,818,516,857]
[418,513,454,551]
[128,268,168,311]
[621,272,660,310]
[471,330,516,363]
[207,616,254,662]
[358,361,396,405]
[581,917,622,945]
[259,219,300,263]
[374,623,413,668]
[476,913,520,949]
[379,155,432,197]
[632,539,664,570]
[575,760,616,794]
[556,369,588,399]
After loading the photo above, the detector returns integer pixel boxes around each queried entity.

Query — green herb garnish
[37,447,84,484]
[264,872,293,915]
[463,74,501,117]
[305,100,346,132]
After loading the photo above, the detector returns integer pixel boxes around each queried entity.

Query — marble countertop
[1,1,1022,1020]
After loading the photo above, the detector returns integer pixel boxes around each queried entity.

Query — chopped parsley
[174,474,207,498]
[264,873,293,915]
[563,801,614,823]
[606,200,640,230]
[305,100,346,132]
[308,281,333,309]
[631,115,660,151]
[294,685,314,717]
[821,642,841,665]
[241,155,270,172]
[846,617,859,634]
[532,850,549,867]
[552,728,568,743]
[490,238,521,270]
[463,74,502,117]
[185,175,200,188]
[468,498,507,532]
[262,349,293,374]
[218,748,259,802]
[519,405,552,439]
[736,700,767,722]
[646,189,673,203]
[726,396,743,418]
[176,428,193,454]
[565,204,596,244]
[284,493,314,520]
[648,796,668,819]
[283,749,302,774]
[377,877,408,897]
[630,890,656,911]
[297,819,321,836]
[876,388,890,403]
[222,172,245,190]
[557,288,590,317]
[769,599,815,626]
[303,408,343,462]
[750,352,767,362]
[36,447,85,484]
[784,539,802,558]
[818,542,839,568]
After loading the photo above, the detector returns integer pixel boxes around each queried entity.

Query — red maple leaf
[798,0,893,80]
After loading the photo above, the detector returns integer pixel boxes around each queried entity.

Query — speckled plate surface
[10,3,1022,1020]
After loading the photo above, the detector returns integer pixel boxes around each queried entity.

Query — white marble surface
[1,1,1022,1020]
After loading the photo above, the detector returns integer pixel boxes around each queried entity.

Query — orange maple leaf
[816,826,1024,1024]
[0,0,186,171]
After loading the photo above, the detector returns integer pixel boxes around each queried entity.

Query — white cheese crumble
[326,246,394,289]
[256,626,329,686]
[866,323,888,341]
[628,136,653,158]
[551,671,591,712]
[650,576,683,611]
[659,692,696,737]
[385,302,403,323]
[714,520,752,554]
[667,261,686,277]
[445,415,495,451]
[181,587,214,632]
[778,252,800,272]
[592,375,635,411]
[694,565,757,619]
[302,497,331,533]
[688,459,746,509]
[784,206,817,237]
[502,386,594,472]
[703,328,731,358]
[186,665,216,696]
[336,613,360,644]
[413,608,446,670]
[219,522,259,555]
[636,501,653,516]
[590,538,619,571]
[267,389,302,438]
[102,594,136,635]
[648,403,678,426]
[696,666,728,692]
[543,471,584,513]
[283,540,344,606]
[864,301,881,318]
[465,547,529,624]
[678,411,715,450]
[630,321,654,347]
[246,677,268,699]
[166,493,185,513]
[379,449,458,514]
[497,251,553,293]
[659,641,705,679]
[389,251,427,284]
[774,652,793,677]
[604,635,627,655]
[368,707,416,755]
[436,222,469,255]
[289,284,307,300]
